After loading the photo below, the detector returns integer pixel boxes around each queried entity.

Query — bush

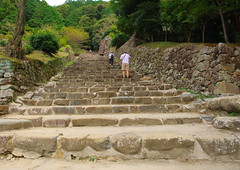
[0,39,6,47]
[30,31,60,54]
[23,43,34,54]
[110,33,129,48]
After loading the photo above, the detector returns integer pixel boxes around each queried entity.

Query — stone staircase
[0,55,239,161]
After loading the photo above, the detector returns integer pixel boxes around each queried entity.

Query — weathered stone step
[1,124,239,160]
[45,84,172,91]
[0,119,32,132]
[21,95,198,106]
[50,80,161,88]
[36,89,181,99]
[3,113,203,128]
[10,103,199,115]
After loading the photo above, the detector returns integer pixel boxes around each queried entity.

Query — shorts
[122,63,129,71]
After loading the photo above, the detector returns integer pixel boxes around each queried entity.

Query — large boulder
[213,81,240,94]
[206,95,240,113]
[213,117,240,131]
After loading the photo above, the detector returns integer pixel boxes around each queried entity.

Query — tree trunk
[202,21,207,43]
[6,0,27,59]
[215,0,229,43]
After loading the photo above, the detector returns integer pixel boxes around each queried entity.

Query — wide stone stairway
[0,54,239,162]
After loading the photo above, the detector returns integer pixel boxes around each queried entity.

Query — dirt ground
[0,158,239,170]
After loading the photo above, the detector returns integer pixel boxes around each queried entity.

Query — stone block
[112,97,135,104]
[138,105,166,113]
[152,97,167,104]
[87,136,111,151]
[135,97,152,104]
[85,106,112,114]
[0,135,13,154]
[112,106,129,113]
[166,96,182,104]
[28,108,53,115]
[144,134,194,151]
[213,82,240,94]
[13,134,58,155]
[70,99,91,105]
[58,136,86,151]
[36,100,53,106]
[207,95,240,113]
[43,117,70,127]
[52,107,76,114]
[98,92,117,98]
[196,134,240,157]
[53,99,70,106]
[92,98,111,105]
[166,104,182,112]
[55,93,67,99]
[148,91,164,96]
[213,117,240,131]
[72,118,118,126]
[89,87,105,92]
[77,87,88,92]
[0,119,32,131]
[111,133,142,155]
[119,118,163,126]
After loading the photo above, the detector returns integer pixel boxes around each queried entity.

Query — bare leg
[122,71,125,78]
[126,70,129,78]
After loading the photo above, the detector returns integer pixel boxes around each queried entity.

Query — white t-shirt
[108,53,114,59]
[120,53,131,64]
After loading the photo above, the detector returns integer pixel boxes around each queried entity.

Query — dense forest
[0,0,239,56]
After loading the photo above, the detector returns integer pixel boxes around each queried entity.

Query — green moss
[228,112,239,117]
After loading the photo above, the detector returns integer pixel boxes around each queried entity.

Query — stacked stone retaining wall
[129,43,240,94]
[0,56,73,115]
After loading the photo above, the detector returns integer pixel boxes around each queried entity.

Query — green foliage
[0,39,6,47]
[228,112,239,117]
[60,27,89,49]
[23,43,34,54]
[111,32,129,48]
[27,1,63,28]
[30,31,60,54]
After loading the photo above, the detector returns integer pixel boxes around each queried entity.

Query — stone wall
[129,43,240,94]
[0,56,73,114]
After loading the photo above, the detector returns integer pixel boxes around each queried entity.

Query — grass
[228,112,239,117]
[25,51,56,63]
[141,41,182,49]
[141,41,240,50]
[178,87,213,100]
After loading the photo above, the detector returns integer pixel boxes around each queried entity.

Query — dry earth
[0,158,240,170]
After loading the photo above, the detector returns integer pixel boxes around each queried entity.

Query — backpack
[110,53,114,59]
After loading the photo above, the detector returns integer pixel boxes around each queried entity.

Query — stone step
[10,103,200,115]
[3,113,204,128]
[0,119,32,132]
[1,124,239,160]
[46,84,172,91]
[21,95,198,106]
[36,89,181,98]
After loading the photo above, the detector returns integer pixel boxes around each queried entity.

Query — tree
[27,0,63,28]
[60,27,89,49]
[6,0,27,59]
[215,0,229,43]
[111,0,161,42]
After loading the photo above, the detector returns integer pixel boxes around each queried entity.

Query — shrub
[23,43,34,54]
[30,31,60,54]
[0,39,6,47]
[110,33,129,48]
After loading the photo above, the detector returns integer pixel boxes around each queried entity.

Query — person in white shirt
[120,52,131,78]
[108,52,114,65]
